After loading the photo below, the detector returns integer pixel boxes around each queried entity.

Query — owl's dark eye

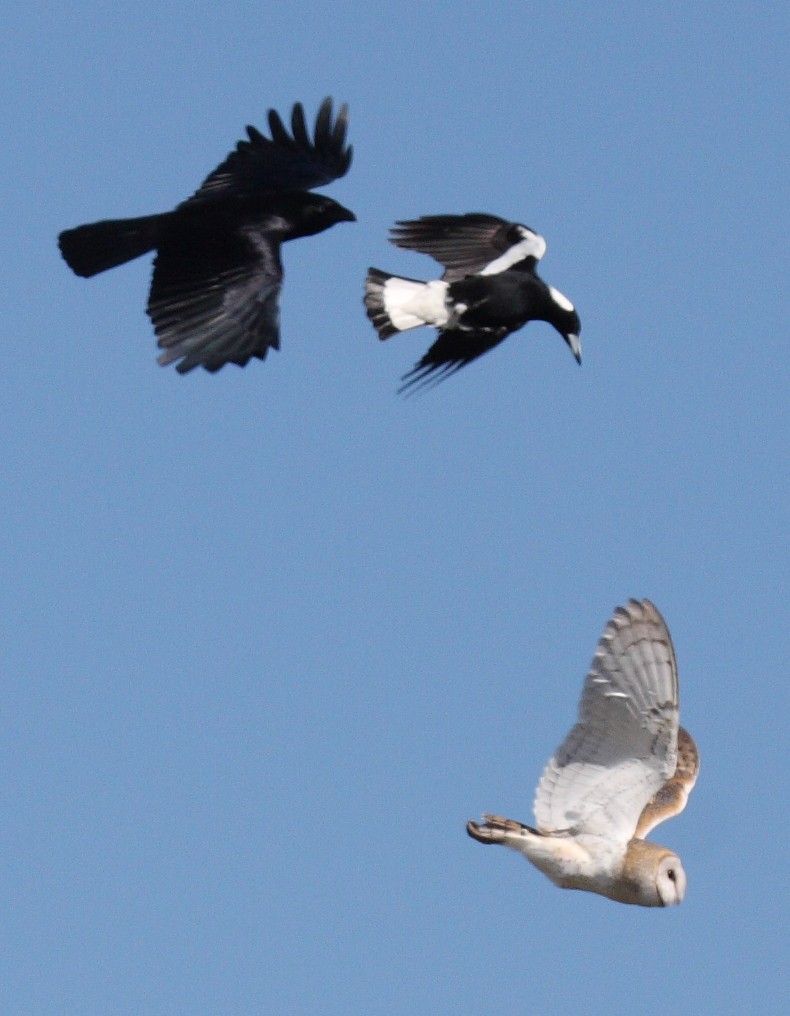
[666,869,676,881]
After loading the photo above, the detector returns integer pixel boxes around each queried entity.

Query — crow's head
[286,193,355,241]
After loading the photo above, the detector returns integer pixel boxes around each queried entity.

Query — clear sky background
[3,3,788,1014]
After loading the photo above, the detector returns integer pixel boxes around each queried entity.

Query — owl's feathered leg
[466,814,539,845]
[467,813,601,893]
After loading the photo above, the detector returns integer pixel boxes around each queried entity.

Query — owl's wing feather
[634,726,699,838]
[534,600,680,844]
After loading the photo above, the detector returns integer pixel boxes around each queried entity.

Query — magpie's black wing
[399,328,509,393]
[149,224,283,373]
[188,98,352,203]
[390,214,546,283]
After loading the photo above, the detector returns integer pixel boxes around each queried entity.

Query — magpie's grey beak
[565,333,582,364]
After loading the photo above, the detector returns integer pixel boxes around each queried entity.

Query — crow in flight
[59,98,354,373]
[364,213,580,392]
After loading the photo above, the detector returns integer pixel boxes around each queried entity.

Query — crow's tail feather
[58,213,166,278]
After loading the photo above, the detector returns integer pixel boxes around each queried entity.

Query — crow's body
[59,99,354,373]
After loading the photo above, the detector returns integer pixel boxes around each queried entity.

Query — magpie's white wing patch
[479,226,546,276]
[389,213,546,282]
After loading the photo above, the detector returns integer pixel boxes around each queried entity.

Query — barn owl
[467,599,699,907]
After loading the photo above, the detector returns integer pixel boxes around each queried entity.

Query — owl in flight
[467,599,699,906]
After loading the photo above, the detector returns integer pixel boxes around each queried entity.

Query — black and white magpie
[364,213,581,391]
[59,98,354,374]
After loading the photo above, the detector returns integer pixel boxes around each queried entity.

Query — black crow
[59,98,354,374]
[364,213,581,392]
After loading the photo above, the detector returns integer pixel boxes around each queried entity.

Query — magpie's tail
[364,267,448,340]
[364,268,404,339]
[58,213,166,278]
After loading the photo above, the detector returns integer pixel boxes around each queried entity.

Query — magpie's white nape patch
[548,286,575,313]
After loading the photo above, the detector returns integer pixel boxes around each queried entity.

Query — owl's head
[617,839,687,907]
[654,852,687,906]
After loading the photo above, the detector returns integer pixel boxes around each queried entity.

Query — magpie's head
[291,193,356,239]
[547,285,582,364]
[561,317,582,364]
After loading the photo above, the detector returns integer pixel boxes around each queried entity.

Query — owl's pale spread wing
[634,726,699,838]
[534,600,680,844]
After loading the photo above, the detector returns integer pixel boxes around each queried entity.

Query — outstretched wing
[188,98,352,203]
[148,222,282,374]
[634,726,699,838]
[398,327,509,394]
[389,214,546,282]
[534,600,680,844]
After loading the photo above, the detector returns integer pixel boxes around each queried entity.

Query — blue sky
[3,3,788,1014]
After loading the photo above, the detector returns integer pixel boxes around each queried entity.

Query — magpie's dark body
[59,99,354,374]
[364,213,581,392]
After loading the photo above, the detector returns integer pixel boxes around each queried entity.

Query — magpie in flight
[59,98,354,374]
[364,213,581,392]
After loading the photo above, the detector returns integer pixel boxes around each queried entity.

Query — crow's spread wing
[389,214,546,282]
[149,224,283,373]
[188,98,352,203]
[399,327,509,393]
